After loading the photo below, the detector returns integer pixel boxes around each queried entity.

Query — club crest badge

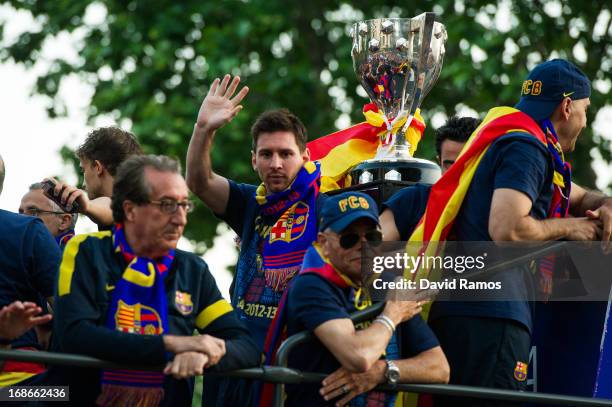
[115,300,164,335]
[514,361,528,381]
[269,201,310,243]
[175,291,194,315]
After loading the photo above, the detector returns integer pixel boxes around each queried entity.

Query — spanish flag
[406,106,558,281]
[307,103,426,192]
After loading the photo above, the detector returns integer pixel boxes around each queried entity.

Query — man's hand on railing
[163,351,209,379]
[163,334,226,366]
[320,361,386,406]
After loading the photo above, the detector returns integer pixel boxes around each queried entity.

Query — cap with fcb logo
[319,192,379,233]
[515,58,591,122]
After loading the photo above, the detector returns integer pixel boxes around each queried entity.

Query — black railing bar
[1,349,609,406]
[273,241,567,405]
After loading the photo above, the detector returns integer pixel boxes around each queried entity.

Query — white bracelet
[374,315,395,334]
[378,314,396,331]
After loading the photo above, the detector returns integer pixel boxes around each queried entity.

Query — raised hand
[196,74,249,132]
[0,301,52,342]
[44,177,89,214]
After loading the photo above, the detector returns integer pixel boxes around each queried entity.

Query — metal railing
[0,348,611,406]
[2,241,610,406]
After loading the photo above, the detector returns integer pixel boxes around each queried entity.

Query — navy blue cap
[319,192,379,233]
[515,59,591,122]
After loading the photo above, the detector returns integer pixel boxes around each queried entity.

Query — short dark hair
[251,109,307,151]
[76,127,143,176]
[0,153,4,195]
[111,155,181,223]
[435,116,481,156]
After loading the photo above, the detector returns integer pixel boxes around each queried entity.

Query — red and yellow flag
[407,107,547,280]
[308,103,426,192]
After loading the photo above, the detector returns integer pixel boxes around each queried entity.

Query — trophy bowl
[349,12,447,187]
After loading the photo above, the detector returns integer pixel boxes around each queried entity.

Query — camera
[40,179,80,213]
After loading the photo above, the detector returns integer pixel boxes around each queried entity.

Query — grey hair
[111,154,181,223]
[29,182,78,230]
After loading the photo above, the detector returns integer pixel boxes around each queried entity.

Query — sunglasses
[338,230,383,249]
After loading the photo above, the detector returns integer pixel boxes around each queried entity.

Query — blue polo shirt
[285,272,439,406]
[208,179,327,406]
[384,134,552,333]
[382,183,431,241]
[0,210,60,348]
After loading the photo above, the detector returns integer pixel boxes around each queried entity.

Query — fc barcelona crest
[514,361,528,381]
[269,201,310,243]
[175,291,194,315]
[115,300,164,335]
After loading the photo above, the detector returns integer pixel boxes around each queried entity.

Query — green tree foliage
[1,0,609,245]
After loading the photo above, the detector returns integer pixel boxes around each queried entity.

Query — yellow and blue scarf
[235,161,321,302]
[96,223,174,407]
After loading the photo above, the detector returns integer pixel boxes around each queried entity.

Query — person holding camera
[47,126,143,229]
[19,182,78,250]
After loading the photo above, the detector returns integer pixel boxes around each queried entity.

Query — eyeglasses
[338,230,383,249]
[21,208,65,217]
[148,199,195,214]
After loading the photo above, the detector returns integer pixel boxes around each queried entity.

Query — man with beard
[186,74,327,405]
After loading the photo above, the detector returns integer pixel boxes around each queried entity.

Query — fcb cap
[515,59,591,122]
[319,192,379,233]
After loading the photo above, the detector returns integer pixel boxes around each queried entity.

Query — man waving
[186,75,327,405]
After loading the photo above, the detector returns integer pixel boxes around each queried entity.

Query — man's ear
[302,147,311,163]
[123,200,137,222]
[93,160,105,176]
[317,232,331,257]
[251,150,257,170]
[58,213,73,231]
[560,97,573,121]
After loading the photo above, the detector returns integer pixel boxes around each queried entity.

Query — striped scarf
[407,107,571,296]
[234,161,321,303]
[55,229,75,250]
[260,244,399,406]
[96,223,174,407]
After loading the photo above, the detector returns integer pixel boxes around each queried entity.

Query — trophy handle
[395,12,437,154]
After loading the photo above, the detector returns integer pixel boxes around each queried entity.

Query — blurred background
[0,0,609,286]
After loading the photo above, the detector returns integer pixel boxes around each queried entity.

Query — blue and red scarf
[55,229,75,250]
[96,223,174,407]
[234,161,321,303]
[260,244,398,406]
[538,119,572,296]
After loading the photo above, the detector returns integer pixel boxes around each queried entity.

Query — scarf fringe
[97,385,164,407]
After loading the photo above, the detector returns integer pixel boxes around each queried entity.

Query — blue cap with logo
[319,192,379,233]
[515,58,591,122]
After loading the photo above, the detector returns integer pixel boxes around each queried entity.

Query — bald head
[0,153,4,196]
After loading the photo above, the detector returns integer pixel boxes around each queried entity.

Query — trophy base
[325,158,441,209]
[350,157,441,185]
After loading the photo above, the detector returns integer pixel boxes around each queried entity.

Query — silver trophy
[350,12,447,185]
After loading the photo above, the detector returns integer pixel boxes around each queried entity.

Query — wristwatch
[384,360,400,385]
